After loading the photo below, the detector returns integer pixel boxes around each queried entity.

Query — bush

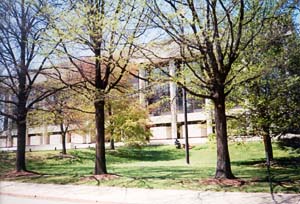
[208,133,216,144]
[107,102,152,146]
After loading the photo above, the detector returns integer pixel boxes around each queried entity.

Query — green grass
[0,142,299,193]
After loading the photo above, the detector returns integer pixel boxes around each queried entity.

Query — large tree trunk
[16,0,28,172]
[213,90,235,179]
[94,99,107,174]
[16,114,27,172]
[262,126,273,161]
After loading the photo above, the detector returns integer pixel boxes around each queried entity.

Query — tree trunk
[60,123,67,155]
[94,99,107,174]
[262,126,273,161]
[110,139,115,150]
[213,90,235,179]
[16,0,28,172]
[16,114,27,172]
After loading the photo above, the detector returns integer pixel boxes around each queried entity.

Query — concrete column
[6,136,10,147]
[205,98,214,135]
[26,128,30,146]
[67,132,72,143]
[3,93,11,131]
[244,99,252,136]
[4,93,13,147]
[138,66,147,108]
[6,131,13,148]
[6,116,13,148]
[169,60,177,139]
[82,134,87,144]
[90,131,96,143]
[41,125,49,145]
[86,133,91,144]
[3,93,9,131]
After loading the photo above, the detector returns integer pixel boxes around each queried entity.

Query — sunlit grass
[0,142,299,193]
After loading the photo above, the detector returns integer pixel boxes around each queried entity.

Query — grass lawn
[0,141,299,193]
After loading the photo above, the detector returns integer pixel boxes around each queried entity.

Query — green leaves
[107,95,151,147]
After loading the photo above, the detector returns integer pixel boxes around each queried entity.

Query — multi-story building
[0,41,215,150]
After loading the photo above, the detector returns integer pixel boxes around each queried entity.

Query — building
[0,41,215,150]
[140,60,213,144]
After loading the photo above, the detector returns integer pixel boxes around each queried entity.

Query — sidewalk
[0,181,299,204]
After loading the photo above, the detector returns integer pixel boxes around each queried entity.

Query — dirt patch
[81,174,120,182]
[2,170,41,179]
[200,178,246,187]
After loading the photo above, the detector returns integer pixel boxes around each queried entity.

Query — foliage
[207,133,216,144]
[106,94,151,147]
[28,87,94,129]
[224,13,300,140]
[227,116,248,137]
[242,17,300,137]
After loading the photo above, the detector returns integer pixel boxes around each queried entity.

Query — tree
[28,88,91,155]
[242,16,300,161]
[146,0,298,178]
[0,0,63,172]
[106,91,151,147]
[56,0,148,174]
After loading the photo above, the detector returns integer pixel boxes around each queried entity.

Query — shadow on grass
[108,146,185,162]
[277,137,300,150]
[68,150,95,162]
[46,146,185,165]
[232,156,300,168]
[112,165,213,180]
[232,156,300,193]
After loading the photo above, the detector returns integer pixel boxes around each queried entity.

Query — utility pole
[182,87,190,164]
[178,0,189,164]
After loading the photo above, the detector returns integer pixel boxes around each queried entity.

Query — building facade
[143,60,213,144]
[0,42,215,149]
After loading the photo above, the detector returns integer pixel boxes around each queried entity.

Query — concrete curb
[0,192,127,204]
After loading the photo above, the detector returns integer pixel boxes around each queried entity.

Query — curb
[0,192,133,204]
